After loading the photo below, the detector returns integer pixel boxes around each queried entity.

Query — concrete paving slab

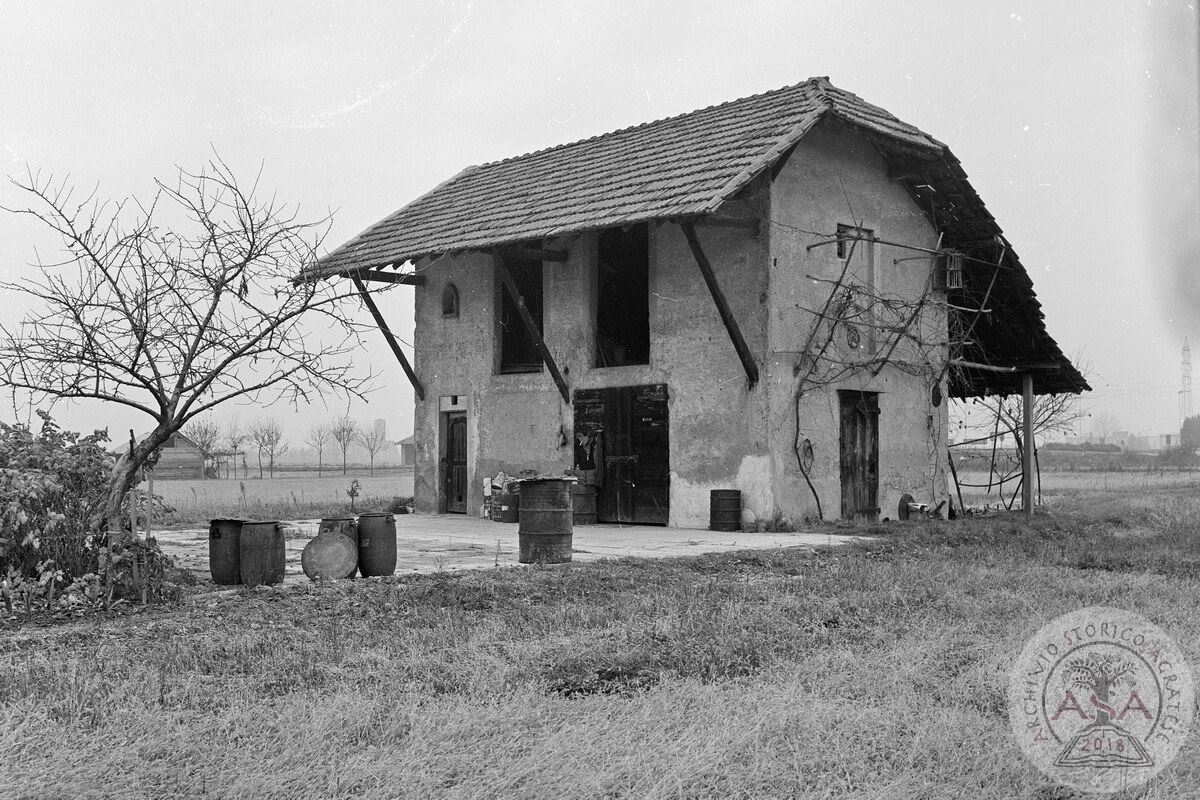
[159,513,866,589]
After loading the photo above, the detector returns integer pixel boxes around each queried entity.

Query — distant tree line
[183,414,394,478]
[1042,442,1122,453]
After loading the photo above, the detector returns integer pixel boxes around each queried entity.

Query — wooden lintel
[679,221,760,389]
[351,275,426,402]
[345,269,426,286]
[490,251,572,405]
[694,216,760,234]
[499,246,570,263]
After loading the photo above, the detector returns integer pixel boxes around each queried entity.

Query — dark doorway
[596,224,650,367]
[573,384,669,525]
[838,391,879,521]
[443,412,468,514]
[840,391,878,522]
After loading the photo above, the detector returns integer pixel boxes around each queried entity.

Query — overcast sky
[1,1,1197,441]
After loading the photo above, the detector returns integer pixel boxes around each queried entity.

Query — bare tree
[183,419,221,478]
[265,426,288,478]
[304,423,331,477]
[330,415,359,476]
[356,422,387,476]
[223,418,247,480]
[0,159,368,533]
[247,418,287,479]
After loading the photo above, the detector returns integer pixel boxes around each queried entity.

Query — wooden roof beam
[345,269,426,286]
[351,275,426,401]
[680,221,760,389]
[499,246,570,263]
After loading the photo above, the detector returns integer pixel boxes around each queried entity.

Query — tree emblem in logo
[1009,607,1194,793]
[1053,651,1154,768]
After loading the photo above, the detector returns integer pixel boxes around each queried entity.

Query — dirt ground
[160,514,865,589]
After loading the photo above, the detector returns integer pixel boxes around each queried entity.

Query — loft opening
[496,254,544,374]
[595,223,650,367]
[441,283,459,317]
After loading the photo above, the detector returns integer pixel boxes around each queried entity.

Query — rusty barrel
[518,478,573,564]
[239,521,285,587]
[570,483,597,525]
[301,533,358,582]
[709,490,741,532]
[208,519,245,585]
[318,517,359,578]
[357,512,397,577]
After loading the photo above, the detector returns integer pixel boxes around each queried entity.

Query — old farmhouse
[304,77,1087,527]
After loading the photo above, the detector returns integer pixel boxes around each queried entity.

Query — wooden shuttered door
[838,390,880,521]
[573,384,669,525]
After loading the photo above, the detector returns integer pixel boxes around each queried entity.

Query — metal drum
[709,489,741,532]
[301,533,358,581]
[570,483,597,525]
[518,478,573,564]
[318,517,358,578]
[357,512,397,577]
[208,519,245,585]
[239,521,285,587]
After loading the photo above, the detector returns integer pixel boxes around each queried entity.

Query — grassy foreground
[5,486,1200,798]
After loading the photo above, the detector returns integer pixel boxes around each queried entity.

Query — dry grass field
[5,472,1200,798]
[150,469,415,525]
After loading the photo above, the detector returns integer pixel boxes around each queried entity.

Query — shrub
[0,413,178,615]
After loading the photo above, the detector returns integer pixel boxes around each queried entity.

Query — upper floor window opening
[595,223,650,367]
[496,256,544,374]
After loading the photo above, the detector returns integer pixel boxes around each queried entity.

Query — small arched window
[441,283,460,318]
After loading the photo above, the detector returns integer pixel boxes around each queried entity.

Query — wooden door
[573,384,669,525]
[839,391,879,521]
[444,413,468,514]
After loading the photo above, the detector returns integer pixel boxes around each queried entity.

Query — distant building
[397,434,416,467]
[137,431,206,478]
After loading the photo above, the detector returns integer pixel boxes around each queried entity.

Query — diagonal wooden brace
[351,274,426,402]
[680,221,760,389]
[491,250,571,405]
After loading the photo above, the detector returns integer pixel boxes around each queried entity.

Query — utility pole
[1181,338,1193,427]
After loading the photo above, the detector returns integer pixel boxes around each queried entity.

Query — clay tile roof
[305,77,942,277]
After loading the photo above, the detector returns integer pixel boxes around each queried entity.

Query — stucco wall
[411,196,773,525]
[766,117,949,523]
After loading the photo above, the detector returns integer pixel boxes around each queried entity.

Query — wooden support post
[490,251,572,405]
[351,274,426,402]
[679,221,760,389]
[344,269,426,286]
[1022,372,1034,518]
